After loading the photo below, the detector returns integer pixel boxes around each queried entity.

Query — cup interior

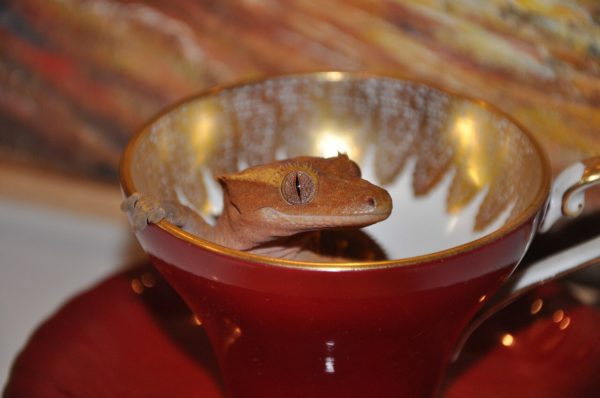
[122,73,549,261]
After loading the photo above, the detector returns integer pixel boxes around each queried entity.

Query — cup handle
[453,156,600,361]
[539,156,600,232]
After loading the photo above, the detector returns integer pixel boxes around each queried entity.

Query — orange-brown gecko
[122,154,392,261]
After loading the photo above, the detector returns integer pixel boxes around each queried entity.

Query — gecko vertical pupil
[282,171,315,204]
[295,173,301,198]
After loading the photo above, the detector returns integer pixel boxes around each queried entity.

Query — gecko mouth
[259,207,391,229]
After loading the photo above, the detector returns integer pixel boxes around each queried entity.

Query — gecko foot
[121,193,185,232]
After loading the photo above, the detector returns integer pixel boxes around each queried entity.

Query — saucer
[4,263,599,397]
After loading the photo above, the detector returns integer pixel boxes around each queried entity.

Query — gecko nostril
[366,196,376,209]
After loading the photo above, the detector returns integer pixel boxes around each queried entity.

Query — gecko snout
[362,188,393,217]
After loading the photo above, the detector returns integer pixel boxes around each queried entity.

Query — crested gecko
[122,154,392,261]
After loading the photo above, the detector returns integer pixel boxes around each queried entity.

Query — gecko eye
[281,171,316,205]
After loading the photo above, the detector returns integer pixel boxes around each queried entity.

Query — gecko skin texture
[122,154,393,261]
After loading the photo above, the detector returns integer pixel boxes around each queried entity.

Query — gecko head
[217,154,393,237]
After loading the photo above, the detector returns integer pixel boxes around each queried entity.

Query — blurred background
[1,0,599,389]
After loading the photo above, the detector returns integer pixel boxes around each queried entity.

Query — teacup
[120,73,599,397]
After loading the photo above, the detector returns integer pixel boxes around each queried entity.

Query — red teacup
[120,73,599,397]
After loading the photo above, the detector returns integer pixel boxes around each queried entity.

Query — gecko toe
[131,211,149,231]
[121,193,141,212]
[148,207,167,224]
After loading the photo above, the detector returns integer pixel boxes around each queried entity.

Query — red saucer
[444,282,600,397]
[4,263,600,397]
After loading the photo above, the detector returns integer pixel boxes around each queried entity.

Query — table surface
[0,197,141,389]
